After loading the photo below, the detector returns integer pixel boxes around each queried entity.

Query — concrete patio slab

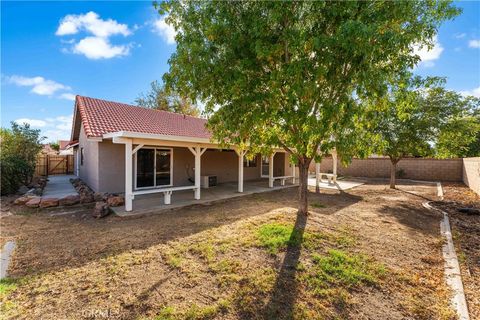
[43,175,78,199]
[112,180,297,217]
[307,177,364,191]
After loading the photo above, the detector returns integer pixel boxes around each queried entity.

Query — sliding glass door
[136,148,172,189]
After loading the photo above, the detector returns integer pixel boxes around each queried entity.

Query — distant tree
[433,92,480,158]
[135,80,201,117]
[158,0,459,214]
[363,75,479,189]
[0,122,44,194]
[50,141,60,152]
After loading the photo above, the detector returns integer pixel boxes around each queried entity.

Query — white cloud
[14,118,47,128]
[455,33,466,39]
[468,39,480,48]
[72,36,130,59]
[59,93,76,101]
[15,115,73,141]
[7,75,70,96]
[56,11,133,59]
[153,16,176,44]
[413,35,444,67]
[56,11,131,38]
[460,86,480,98]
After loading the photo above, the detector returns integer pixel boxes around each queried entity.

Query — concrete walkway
[42,175,78,198]
[307,176,364,191]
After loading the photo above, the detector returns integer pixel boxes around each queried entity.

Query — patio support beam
[125,139,133,211]
[132,144,144,155]
[235,149,247,193]
[332,149,338,176]
[315,162,321,193]
[268,152,275,188]
[188,146,207,200]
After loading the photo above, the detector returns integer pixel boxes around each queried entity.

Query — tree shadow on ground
[263,212,307,319]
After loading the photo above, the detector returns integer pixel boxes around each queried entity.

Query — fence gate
[35,154,75,176]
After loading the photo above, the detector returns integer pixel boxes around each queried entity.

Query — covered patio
[103,131,297,213]
[111,179,297,216]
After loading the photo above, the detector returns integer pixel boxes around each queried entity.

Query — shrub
[0,122,43,195]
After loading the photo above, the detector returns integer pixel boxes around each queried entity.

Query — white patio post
[332,149,338,176]
[235,149,246,193]
[189,146,207,200]
[194,146,202,199]
[315,162,321,193]
[291,160,296,184]
[125,139,133,211]
[268,152,275,188]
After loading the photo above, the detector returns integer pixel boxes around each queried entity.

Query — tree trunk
[297,159,311,215]
[389,159,398,189]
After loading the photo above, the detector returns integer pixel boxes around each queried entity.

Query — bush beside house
[0,122,44,195]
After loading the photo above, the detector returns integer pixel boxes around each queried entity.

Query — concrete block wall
[462,157,480,196]
[310,157,464,182]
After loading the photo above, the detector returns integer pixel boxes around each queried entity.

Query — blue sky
[1,1,479,142]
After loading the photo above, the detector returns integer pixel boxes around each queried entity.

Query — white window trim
[134,146,174,190]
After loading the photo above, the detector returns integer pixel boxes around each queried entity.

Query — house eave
[103,131,212,144]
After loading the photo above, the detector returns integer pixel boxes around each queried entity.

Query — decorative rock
[25,197,41,208]
[94,192,106,202]
[92,202,110,219]
[106,196,124,207]
[14,196,34,205]
[80,194,94,204]
[59,195,80,206]
[40,198,59,208]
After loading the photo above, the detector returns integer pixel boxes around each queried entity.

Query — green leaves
[158,0,459,209]
[135,80,201,117]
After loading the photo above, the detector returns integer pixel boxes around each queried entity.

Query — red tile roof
[75,95,210,140]
[59,140,70,150]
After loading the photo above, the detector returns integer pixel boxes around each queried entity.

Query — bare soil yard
[0,181,456,319]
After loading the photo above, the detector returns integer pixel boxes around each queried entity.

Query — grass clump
[184,303,220,320]
[0,278,18,298]
[305,249,385,293]
[311,202,326,208]
[257,223,303,254]
[154,306,176,320]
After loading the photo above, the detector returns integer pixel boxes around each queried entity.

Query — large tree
[364,75,479,189]
[158,1,459,214]
[135,80,201,117]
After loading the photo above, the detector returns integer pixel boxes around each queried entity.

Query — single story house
[69,95,297,211]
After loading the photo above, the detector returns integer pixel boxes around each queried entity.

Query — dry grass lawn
[0,181,457,319]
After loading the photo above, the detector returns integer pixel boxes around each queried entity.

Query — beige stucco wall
[98,140,126,193]
[463,157,480,195]
[78,123,100,191]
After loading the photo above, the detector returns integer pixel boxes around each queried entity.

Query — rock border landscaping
[70,178,124,218]
[12,177,123,219]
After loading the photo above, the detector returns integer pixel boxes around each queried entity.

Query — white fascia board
[87,136,103,142]
[103,131,212,144]
[103,131,288,153]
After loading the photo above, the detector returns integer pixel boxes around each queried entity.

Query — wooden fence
[35,154,75,176]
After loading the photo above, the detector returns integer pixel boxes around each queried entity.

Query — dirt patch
[435,183,480,320]
[0,182,454,319]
